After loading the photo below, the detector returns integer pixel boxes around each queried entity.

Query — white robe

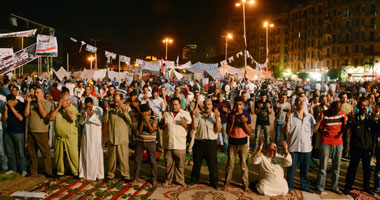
[79,106,104,180]
[252,152,292,196]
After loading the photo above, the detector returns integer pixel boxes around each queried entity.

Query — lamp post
[235,0,255,78]
[264,21,274,71]
[162,38,173,60]
[88,56,94,70]
[223,33,233,61]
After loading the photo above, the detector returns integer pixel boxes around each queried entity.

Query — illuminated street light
[222,33,233,61]
[235,0,255,78]
[264,21,274,71]
[162,38,173,60]
[88,56,94,69]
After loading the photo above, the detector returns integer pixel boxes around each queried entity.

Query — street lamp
[263,21,274,71]
[162,38,173,60]
[235,0,255,79]
[222,33,233,61]
[88,56,94,70]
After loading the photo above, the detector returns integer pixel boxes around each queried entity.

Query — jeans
[275,123,287,148]
[286,152,311,191]
[373,149,380,190]
[4,132,27,173]
[344,148,371,191]
[316,144,343,192]
[134,141,157,182]
[225,143,249,187]
[0,128,8,170]
[252,124,270,152]
[221,123,228,153]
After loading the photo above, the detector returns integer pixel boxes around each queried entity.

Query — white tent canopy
[169,68,183,80]
[53,67,70,81]
[218,65,244,77]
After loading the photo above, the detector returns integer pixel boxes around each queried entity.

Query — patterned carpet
[23,176,156,200]
[149,184,303,200]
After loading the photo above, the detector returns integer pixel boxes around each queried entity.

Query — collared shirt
[54,104,79,138]
[194,112,220,140]
[287,111,316,153]
[103,105,132,145]
[162,109,192,150]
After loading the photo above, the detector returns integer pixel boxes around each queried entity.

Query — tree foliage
[327,68,341,80]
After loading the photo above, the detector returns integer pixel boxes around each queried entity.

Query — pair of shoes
[73,176,80,180]
[315,190,323,195]
[124,178,132,184]
[214,185,222,190]
[21,171,27,177]
[343,189,350,195]
[103,177,114,182]
[45,174,55,179]
[4,170,15,175]
[333,190,343,195]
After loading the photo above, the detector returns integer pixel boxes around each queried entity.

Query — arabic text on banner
[85,44,97,53]
[119,55,130,63]
[0,29,37,38]
[0,48,14,59]
[0,43,38,75]
[36,34,58,57]
[105,51,116,59]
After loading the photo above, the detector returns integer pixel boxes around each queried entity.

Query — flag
[119,55,130,64]
[85,44,97,53]
[35,34,58,57]
[105,51,116,59]
[0,29,37,38]
[160,58,165,74]
[0,48,14,59]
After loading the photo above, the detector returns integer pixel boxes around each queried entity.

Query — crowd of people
[0,74,380,197]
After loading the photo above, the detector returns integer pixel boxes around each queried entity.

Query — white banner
[228,56,234,63]
[105,51,116,59]
[85,44,97,53]
[119,55,130,63]
[0,48,14,59]
[0,29,37,38]
[0,43,38,75]
[36,34,58,57]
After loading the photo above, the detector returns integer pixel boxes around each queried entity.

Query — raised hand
[26,96,32,103]
[214,107,220,118]
[258,139,264,152]
[241,115,248,124]
[285,111,291,122]
[180,117,187,127]
[104,102,109,112]
[318,112,324,122]
[222,106,228,113]
[86,108,93,117]
[282,141,289,153]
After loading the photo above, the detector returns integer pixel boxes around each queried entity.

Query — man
[241,91,254,115]
[274,93,291,148]
[188,88,204,114]
[373,103,380,192]
[65,79,75,96]
[161,97,192,187]
[133,104,159,186]
[3,94,27,176]
[0,93,8,173]
[1,79,11,96]
[81,85,98,107]
[24,87,53,178]
[252,141,292,196]
[340,92,354,158]
[343,100,374,195]
[315,101,346,195]
[284,97,318,193]
[74,81,85,100]
[253,92,272,152]
[49,93,79,177]
[189,99,222,189]
[103,93,132,182]
[138,85,152,104]
[10,86,24,103]
[50,83,61,102]
[148,89,165,119]
[79,97,104,181]
[212,93,231,153]
[224,96,251,192]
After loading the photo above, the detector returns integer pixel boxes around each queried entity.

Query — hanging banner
[119,55,130,63]
[0,48,14,59]
[105,51,116,59]
[0,43,38,75]
[228,56,234,63]
[85,44,97,53]
[35,34,58,57]
[0,29,37,38]
[136,59,144,65]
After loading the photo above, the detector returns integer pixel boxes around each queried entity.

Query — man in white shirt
[138,85,151,104]
[148,90,165,119]
[188,99,222,189]
[65,80,75,97]
[74,81,85,99]
[161,97,192,188]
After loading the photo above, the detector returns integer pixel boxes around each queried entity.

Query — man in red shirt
[315,101,346,195]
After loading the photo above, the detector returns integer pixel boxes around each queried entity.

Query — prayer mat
[149,184,304,200]
[22,176,156,200]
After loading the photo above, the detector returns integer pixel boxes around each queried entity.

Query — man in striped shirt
[315,101,346,195]
[132,104,159,186]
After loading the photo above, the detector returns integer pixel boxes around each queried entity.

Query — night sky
[0,0,286,62]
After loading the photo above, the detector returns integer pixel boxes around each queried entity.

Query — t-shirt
[212,100,230,123]
[319,110,346,145]
[136,114,159,142]
[255,100,272,125]
[6,101,25,133]
[275,102,291,125]
[227,112,251,145]
[28,100,52,133]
